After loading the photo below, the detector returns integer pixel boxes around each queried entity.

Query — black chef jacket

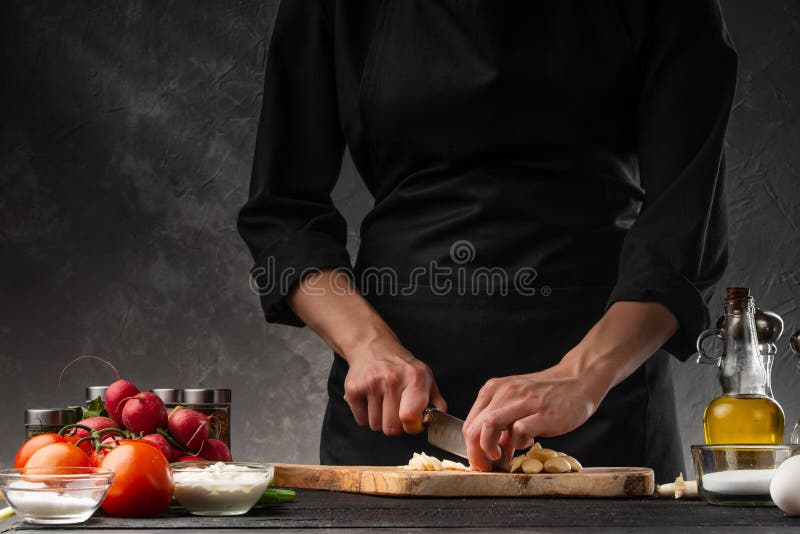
[238,0,737,481]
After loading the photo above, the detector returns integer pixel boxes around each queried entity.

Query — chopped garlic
[404,452,469,472]
[657,472,699,499]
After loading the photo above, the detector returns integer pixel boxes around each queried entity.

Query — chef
[238,0,737,480]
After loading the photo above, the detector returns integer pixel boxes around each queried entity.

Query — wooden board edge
[273,464,655,498]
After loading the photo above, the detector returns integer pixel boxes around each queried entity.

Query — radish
[200,439,232,462]
[121,392,167,434]
[168,442,185,462]
[175,455,206,462]
[65,416,118,440]
[105,379,140,427]
[167,407,209,451]
[140,434,172,461]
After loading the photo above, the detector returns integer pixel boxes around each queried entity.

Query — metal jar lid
[25,408,79,427]
[181,388,231,405]
[85,386,109,402]
[151,388,182,404]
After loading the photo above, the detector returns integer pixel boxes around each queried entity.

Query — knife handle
[422,406,441,425]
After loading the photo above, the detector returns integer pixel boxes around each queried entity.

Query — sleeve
[607,0,738,359]
[237,0,351,327]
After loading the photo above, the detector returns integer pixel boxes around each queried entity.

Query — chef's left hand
[463,362,606,472]
[462,301,678,471]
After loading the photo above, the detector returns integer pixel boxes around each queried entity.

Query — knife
[423,407,468,459]
[423,407,511,471]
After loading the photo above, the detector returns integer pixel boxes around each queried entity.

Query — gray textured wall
[1,1,798,479]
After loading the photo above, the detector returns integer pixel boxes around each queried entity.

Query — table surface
[3,490,800,533]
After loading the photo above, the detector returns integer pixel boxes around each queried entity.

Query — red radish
[101,434,123,448]
[66,416,118,440]
[168,442,185,462]
[57,356,139,427]
[121,392,167,434]
[200,439,232,462]
[105,379,140,427]
[167,408,209,451]
[175,455,206,462]
[140,434,172,461]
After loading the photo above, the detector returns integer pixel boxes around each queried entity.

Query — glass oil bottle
[698,287,784,444]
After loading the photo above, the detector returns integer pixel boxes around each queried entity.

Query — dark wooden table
[3,490,800,533]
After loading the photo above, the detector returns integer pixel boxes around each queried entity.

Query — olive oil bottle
[700,288,785,445]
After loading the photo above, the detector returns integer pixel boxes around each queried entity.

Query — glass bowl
[171,461,273,516]
[691,444,799,506]
[0,467,114,524]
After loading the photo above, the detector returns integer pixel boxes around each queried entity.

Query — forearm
[289,269,445,434]
[287,270,398,364]
[561,301,679,403]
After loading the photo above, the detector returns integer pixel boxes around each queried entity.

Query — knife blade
[423,407,511,471]
[423,407,468,459]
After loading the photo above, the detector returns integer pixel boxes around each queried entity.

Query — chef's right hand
[343,337,447,437]
[286,270,446,437]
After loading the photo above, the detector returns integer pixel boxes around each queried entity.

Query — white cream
[701,469,774,495]
[173,462,272,515]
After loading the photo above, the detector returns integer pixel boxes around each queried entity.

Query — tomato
[14,434,67,468]
[88,434,125,467]
[100,441,174,517]
[24,442,91,469]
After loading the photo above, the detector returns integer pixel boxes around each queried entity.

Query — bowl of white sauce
[0,467,114,524]
[691,444,799,506]
[171,461,273,516]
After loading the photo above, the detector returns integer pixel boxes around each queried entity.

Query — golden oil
[703,394,785,444]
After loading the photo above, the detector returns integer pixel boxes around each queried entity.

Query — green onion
[0,506,15,522]
[254,488,296,506]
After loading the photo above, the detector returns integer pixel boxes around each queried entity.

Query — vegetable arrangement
[11,357,234,517]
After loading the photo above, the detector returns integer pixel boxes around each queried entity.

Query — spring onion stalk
[0,506,15,521]
[254,488,296,506]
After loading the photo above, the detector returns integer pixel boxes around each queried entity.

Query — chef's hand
[463,301,678,471]
[287,269,446,436]
[344,337,446,436]
[463,363,603,472]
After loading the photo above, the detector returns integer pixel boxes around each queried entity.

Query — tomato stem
[59,423,95,436]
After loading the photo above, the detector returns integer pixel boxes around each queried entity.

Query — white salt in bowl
[691,445,799,506]
[0,467,114,524]
[171,461,273,516]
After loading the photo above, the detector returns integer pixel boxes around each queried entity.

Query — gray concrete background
[0,1,798,479]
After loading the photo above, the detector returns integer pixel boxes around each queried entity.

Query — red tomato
[14,434,67,468]
[86,434,127,467]
[100,441,174,517]
[24,442,91,469]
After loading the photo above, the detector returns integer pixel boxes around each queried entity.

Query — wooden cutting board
[272,463,654,498]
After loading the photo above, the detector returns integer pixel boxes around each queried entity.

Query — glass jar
[151,389,181,411]
[24,408,79,439]
[181,389,231,449]
[85,386,109,402]
[791,330,800,445]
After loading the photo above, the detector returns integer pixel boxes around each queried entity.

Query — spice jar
[85,386,109,402]
[181,388,231,448]
[24,408,79,439]
[151,388,181,410]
